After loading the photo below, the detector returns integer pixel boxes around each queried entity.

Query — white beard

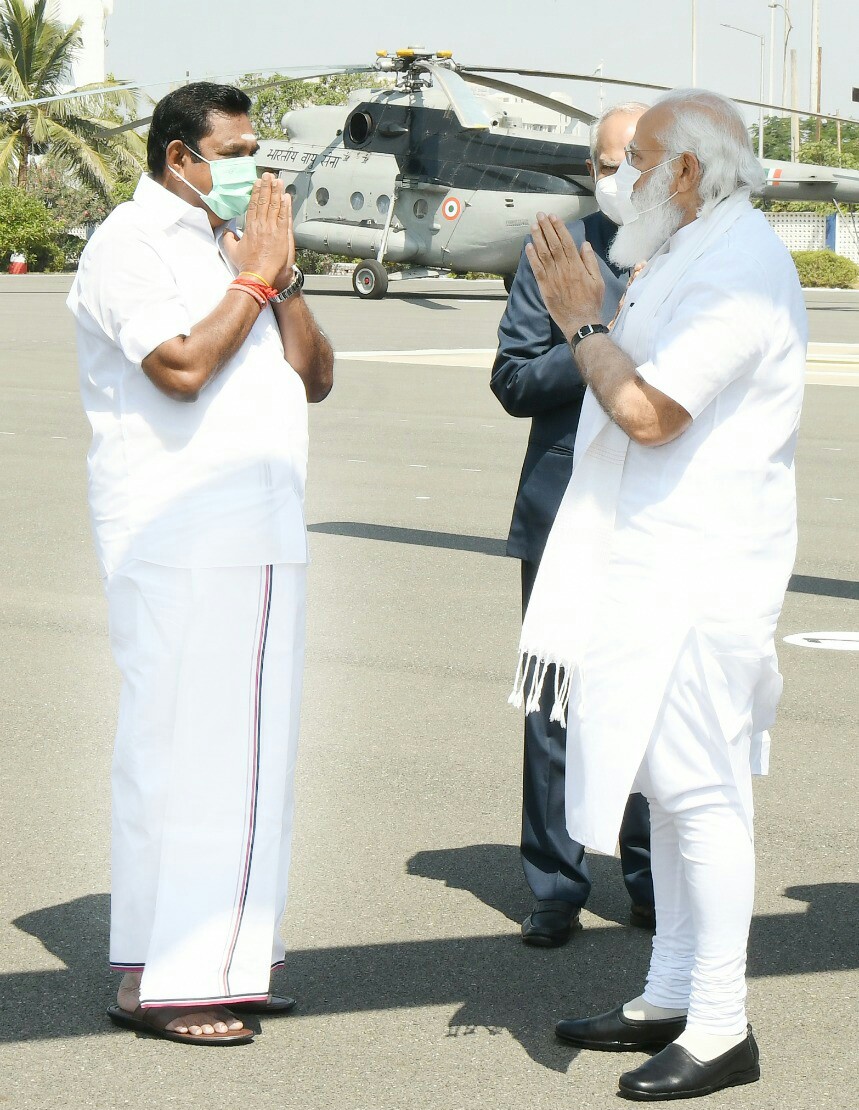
[609,164,686,270]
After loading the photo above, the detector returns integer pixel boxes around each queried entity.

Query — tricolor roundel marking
[442,196,462,221]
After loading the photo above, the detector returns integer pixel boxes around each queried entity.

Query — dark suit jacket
[490,211,627,564]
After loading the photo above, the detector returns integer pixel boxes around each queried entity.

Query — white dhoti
[106,559,306,1008]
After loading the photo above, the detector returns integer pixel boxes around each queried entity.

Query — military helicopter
[254,49,859,298]
[256,49,599,298]
[9,50,859,297]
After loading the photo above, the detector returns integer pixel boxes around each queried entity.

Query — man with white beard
[513,89,806,1100]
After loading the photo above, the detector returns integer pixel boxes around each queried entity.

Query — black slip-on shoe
[521,900,582,947]
[555,1006,687,1051]
[618,1026,760,1100]
[629,903,657,931]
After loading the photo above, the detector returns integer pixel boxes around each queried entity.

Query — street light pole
[768,2,776,105]
[721,23,765,160]
[691,0,697,86]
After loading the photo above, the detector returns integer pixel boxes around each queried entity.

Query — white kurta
[67,175,312,1004]
[563,209,807,854]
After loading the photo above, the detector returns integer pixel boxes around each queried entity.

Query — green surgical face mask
[170,143,258,220]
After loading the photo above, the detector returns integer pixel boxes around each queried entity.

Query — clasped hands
[525,213,606,343]
[221,173,295,294]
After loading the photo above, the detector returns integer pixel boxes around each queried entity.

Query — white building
[55,1,114,88]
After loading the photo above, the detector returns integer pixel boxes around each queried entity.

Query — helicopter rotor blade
[461,66,859,125]
[460,71,595,126]
[5,64,372,122]
[242,65,373,94]
[1,80,148,112]
[94,115,153,137]
[419,62,490,130]
[92,66,375,137]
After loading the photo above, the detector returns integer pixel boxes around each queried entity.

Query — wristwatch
[271,265,304,303]
[570,322,609,351]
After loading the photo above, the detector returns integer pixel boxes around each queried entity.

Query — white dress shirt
[68,174,308,577]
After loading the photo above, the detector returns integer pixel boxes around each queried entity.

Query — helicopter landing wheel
[502,273,515,294]
[352,259,389,299]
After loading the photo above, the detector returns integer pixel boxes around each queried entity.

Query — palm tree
[0,0,145,196]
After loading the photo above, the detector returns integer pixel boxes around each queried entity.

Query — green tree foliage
[238,72,383,139]
[791,249,858,289]
[754,115,859,163]
[26,157,109,225]
[0,183,63,269]
[753,115,859,213]
[0,0,146,197]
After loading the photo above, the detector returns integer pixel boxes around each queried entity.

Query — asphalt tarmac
[1,276,856,1110]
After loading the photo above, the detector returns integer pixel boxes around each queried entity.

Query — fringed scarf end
[509,651,574,727]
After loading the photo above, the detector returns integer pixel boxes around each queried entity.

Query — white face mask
[595,155,680,226]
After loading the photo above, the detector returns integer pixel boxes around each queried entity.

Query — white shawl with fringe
[510,190,754,726]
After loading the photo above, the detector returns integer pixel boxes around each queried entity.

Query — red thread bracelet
[229,281,267,309]
[232,274,279,300]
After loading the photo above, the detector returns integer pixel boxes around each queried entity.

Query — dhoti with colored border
[105,559,306,1008]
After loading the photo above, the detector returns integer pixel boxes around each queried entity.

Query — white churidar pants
[105,559,306,1008]
[632,640,756,1036]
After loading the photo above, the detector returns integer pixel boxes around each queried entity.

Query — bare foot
[115,973,245,1035]
[117,972,141,1013]
[164,1007,246,1036]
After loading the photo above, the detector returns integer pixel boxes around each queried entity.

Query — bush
[791,249,859,289]
[0,187,65,272]
[294,249,359,275]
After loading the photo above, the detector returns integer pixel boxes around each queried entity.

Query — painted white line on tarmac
[337,348,859,386]
[806,370,859,386]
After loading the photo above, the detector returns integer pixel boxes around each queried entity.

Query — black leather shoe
[630,904,657,931]
[521,900,582,947]
[618,1027,760,1100]
[555,1006,686,1051]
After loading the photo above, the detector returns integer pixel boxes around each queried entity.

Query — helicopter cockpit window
[350,191,364,211]
[377,195,390,216]
[348,111,374,145]
[413,199,428,219]
[316,187,329,206]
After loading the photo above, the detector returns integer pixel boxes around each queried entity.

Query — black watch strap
[570,323,609,351]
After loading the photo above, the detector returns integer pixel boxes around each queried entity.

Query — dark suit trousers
[520,560,654,908]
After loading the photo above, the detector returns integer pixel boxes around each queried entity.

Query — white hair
[653,88,765,215]
[589,101,650,164]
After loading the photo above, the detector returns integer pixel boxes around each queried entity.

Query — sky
[104,0,858,126]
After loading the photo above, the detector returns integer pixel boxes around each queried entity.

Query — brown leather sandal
[106,1004,254,1045]
[230,994,296,1014]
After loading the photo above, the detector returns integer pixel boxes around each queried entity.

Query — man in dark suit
[491,103,655,947]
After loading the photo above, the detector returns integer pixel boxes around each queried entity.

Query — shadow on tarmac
[6,847,857,1069]
[309,523,859,601]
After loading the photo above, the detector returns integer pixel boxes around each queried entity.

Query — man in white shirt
[68,83,333,1045]
[514,89,806,1099]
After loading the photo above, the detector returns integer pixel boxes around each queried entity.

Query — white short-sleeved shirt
[609,208,807,624]
[68,174,309,577]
